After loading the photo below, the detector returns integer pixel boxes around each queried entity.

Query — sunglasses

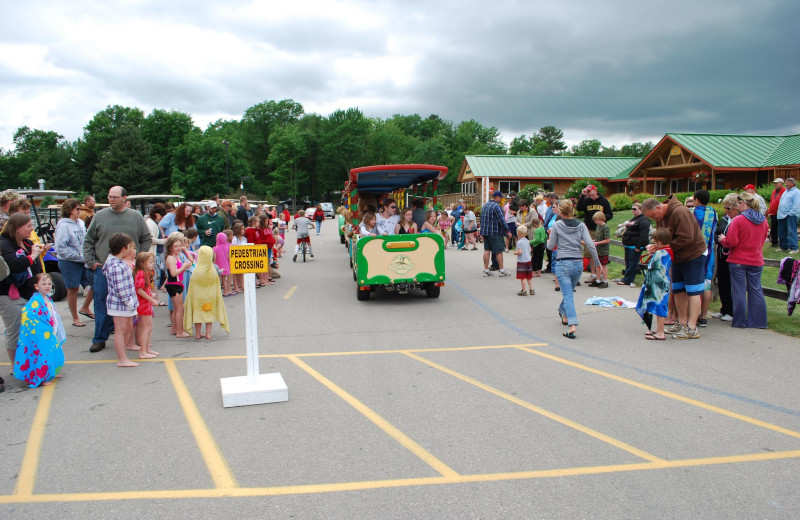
[724,206,733,210]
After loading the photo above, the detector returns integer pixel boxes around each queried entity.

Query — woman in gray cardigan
[547,199,600,339]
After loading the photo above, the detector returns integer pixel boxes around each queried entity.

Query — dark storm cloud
[374,0,800,140]
[1,0,799,151]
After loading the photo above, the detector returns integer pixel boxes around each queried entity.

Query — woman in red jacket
[720,192,769,328]
[313,205,325,235]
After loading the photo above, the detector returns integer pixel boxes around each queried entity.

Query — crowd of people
[460,180,799,341]
[0,187,293,390]
[1,178,797,390]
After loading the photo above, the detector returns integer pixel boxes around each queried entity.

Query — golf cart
[343,164,448,301]
[18,189,76,301]
[126,194,184,215]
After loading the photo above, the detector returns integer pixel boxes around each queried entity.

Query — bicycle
[292,235,314,263]
[300,240,309,262]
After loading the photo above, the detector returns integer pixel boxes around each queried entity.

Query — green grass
[605,210,799,338]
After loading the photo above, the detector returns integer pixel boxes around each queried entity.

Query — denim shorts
[58,259,92,289]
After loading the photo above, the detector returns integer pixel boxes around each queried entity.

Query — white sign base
[220,373,288,408]
[220,270,289,408]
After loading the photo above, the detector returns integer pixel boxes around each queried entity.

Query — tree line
[0,99,654,202]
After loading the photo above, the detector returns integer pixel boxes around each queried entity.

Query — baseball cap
[774,178,784,183]
[206,201,218,209]
[585,184,597,191]
[492,190,503,198]
[743,184,756,190]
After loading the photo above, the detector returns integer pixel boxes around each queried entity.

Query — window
[688,180,701,193]
[462,181,476,194]
[653,180,665,196]
[715,176,725,191]
[542,181,554,192]
[670,179,683,194]
[498,181,520,195]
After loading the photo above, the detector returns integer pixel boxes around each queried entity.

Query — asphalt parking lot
[2,228,800,519]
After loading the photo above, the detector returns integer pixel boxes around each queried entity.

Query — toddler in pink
[213,232,233,296]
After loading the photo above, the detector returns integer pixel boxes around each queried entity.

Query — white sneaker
[721,314,733,322]
[498,270,510,277]
[482,270,494,277]
[629,283,636,288]
[790,250,799,254]
[710,312,723,319]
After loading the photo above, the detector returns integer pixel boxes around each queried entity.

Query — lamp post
[222,139,230,190]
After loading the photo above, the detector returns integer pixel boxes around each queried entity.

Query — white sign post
[220,246,288,407]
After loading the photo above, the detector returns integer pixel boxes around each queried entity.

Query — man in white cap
[195,200,229,248]
[767,178,786,247]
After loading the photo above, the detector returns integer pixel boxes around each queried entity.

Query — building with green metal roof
[457,155,642,203]
[629,133,800,196]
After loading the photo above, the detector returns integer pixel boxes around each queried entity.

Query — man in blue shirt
[480,191,512,277]
[777,177,800,253]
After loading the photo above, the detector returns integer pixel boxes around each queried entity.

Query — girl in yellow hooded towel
[184,246,230,339]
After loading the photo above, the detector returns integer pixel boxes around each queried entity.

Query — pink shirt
[721,214,769,266]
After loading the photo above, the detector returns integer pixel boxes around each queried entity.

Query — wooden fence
[608,239,788,301]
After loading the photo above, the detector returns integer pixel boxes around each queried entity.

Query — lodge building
[459,132,800,204]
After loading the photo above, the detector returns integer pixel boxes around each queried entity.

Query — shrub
[608,193,633,211]
[758,184,774,203]
[634,192,657,203]
[518,184,543,204]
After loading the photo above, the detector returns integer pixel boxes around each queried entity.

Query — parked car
[320,202,335,219]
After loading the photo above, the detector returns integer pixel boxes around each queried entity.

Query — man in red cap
[743,184,766,215]
[767,178,786,247]
[577,184,613,283]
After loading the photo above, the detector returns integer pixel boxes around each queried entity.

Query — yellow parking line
[283,286,297,299]
[296,344,545,358]
[48,344,545,365]
[13,381,57,496]
[518,347,800,440]
[288,355,460,478]
[163,359,238,489]
[3,449,799,504]
[404,352,664,463]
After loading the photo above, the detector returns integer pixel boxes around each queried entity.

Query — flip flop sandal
[559,313,568,325]
[72,321,86,327]
[79,310,95,319]
[645,334,666,341]
[562,331,576,339]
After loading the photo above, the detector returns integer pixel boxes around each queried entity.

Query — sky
[2,0,799,152]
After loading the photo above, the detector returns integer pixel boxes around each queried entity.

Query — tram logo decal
[389,254,415,275]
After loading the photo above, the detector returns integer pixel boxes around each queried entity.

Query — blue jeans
[621,247,640,285]
[92,268,115,344]
[554,259,583,326]
[315,220,322,234]
[729,263,767,328]
[778,215,798,250]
